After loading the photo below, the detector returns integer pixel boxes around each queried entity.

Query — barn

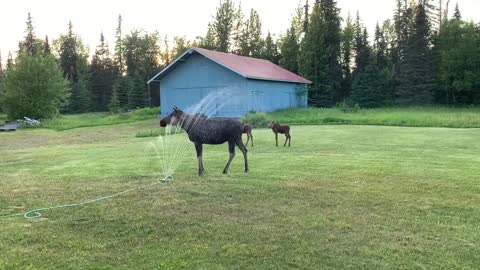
[147,47,311,117]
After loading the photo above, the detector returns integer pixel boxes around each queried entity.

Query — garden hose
[0,175,174,220]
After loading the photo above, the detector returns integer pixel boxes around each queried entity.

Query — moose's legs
[245,133,250,147]
[194,142,204,176]
[275,132,278,147]
[284,132,291,147]
[250,132,254,147]
[223,140,236,174]
[236,138,249,173]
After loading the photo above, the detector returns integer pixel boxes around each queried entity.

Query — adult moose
[160,106,249,176]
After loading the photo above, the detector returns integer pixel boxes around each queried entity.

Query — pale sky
[0,0,478,65]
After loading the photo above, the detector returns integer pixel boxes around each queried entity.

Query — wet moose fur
[269,121,291,147]
[242,124,253,147]
[160,106,249,176]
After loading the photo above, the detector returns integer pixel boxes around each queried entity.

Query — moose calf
[242,124,254,147]
[269,121,291,147]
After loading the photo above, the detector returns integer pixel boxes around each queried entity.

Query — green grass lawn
[1,119,479,269]
[268,106,480,128]
[35,108,160,131]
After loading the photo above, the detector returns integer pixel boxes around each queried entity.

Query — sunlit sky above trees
[0,0,478,63]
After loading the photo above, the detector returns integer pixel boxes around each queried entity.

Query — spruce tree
[299,3,329,106]
[0,51,3,76]
[198,23,216,50]
[238,21,250,56]
[123,30,161,108]
[262,32,279,63]
[213,0,238,52]
[453,3,461,20]
[109,87,121,113]
[303,0,310,32]
[247,9,263,58]
[396,4,434,104]
[127,72,145,109]
[237,9,263,57]
[353,13,371,76]
[115,76,132,108]
[279,3,304,73]
[69,78,91,113]
[340,14,355,100]
[44,35,51,55]
[6,52,14,70]
[59,21,80,81]
[19,13,41,56]
[90,33,115,111]
[173,36,190,60]
[231,2,245,54]
[279,25,300,73]
[319,0,342,102]
[57,21,90,112]
[291,1,305,38]
[373,23,388,67]
[351,63,387,107]
[114,14,125,77]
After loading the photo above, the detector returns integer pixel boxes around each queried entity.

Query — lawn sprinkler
[160,175,174,183]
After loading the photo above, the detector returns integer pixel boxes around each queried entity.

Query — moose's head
[160,106,184,127]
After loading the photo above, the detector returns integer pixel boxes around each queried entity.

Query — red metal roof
[193,47,312,84]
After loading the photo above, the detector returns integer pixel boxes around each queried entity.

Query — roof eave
[147,49,194,84]
[246,76,312,84]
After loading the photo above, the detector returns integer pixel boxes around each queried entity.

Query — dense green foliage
[241,111,271,128]
[433,18,480,105]
[1,121,480,269]
[1,53,69,119]
[268,107,480,128]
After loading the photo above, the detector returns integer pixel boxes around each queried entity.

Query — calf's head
[269,121,278,129]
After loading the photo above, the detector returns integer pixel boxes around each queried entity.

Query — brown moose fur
[269,121,291,147]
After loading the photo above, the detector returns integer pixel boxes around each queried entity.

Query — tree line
[1,0,479,119]
[197,0,480,107]
[0,14,191,119]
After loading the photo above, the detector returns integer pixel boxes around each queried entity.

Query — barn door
[251,91,264,112]
[284,92,294,108]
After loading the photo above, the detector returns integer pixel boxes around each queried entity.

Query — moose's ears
[173,105,178,111]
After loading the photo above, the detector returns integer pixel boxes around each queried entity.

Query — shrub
[337,100,360,113]
[1,53,69,120]
[242,112,271,128]
[135,128,183,138]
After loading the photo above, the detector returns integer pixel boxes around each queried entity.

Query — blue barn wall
[159,52,308,117]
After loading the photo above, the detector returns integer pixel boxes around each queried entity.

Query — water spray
[0,175,174,220]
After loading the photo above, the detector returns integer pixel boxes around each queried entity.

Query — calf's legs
[245,133,250,147]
